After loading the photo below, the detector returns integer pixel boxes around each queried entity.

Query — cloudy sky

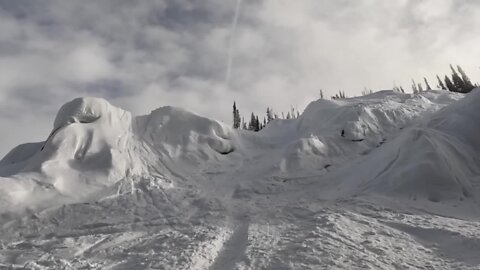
[0,0,479,155]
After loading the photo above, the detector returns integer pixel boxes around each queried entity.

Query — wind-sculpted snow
[135,106,234,165]
[3,90,480,269]
[337,89,480,206]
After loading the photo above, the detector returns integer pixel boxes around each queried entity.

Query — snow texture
[1,89,480,269]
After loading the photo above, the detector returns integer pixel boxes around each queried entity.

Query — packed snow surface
[1,90,480,269]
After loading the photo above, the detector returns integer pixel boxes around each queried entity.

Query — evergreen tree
[319,89,324,99]
[450,64,465,92]
[266,107,274,123]
[418,83,424,92]
[457,65,474,92]
[232,102,236,128]
[242,120,247,130]
[444,75,455,92]
[290,106,296,119]
[424,78,432,91]
[333,90,346,99]
[248,113,255,131]
[255,116,260,131]
[232,102,241,129]
[437,75,446,90]
[362,87,368,96]
[411,79,418,94]
[400,86,405,93]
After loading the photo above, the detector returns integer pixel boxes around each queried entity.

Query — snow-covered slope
[2,89,480,269]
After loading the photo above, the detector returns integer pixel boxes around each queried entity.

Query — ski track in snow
[2,90,480,269]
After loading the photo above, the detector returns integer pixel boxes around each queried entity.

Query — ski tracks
[210,216,250,270]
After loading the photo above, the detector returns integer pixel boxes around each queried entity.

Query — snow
[1,89,480,269]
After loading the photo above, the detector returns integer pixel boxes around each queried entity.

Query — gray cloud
[0,0,479,155]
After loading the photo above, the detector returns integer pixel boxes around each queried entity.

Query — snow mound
[0,97,237,212]
[53,97,105,130]
[299,91,430,141]
[0,97,140,211]
[136,106,234,165]
[335,89,480,204]
[280,135,328,173]
[272,90,460,176]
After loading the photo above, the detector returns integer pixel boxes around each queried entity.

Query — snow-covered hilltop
[1,89,480,269]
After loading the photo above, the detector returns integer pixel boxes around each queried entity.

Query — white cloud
[62,43,115,82]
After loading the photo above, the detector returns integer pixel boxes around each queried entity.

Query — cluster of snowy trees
[232,102,300,131]
[437,65,476,93]
[409,65,476,94]
[331,90,347,100]
[318,89,350,100]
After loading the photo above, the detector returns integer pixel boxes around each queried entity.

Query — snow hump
[53,97,113,130]
[136,106,234,159]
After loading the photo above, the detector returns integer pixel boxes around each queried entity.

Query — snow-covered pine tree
[444,75,455,92]
[450,64,465,92]
[232,102,241,129]
[266,107,274,123]
[424,78,432,91]
[254,115,260,131]
[437,75,446,90]
[457,65,474,93]
[290,106,296,119]
[248,113,255,130]
[412,79,418,94]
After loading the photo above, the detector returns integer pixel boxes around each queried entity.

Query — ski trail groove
[210,217,250,270]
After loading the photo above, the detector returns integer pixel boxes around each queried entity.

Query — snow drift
[0,97,237,212]
[136,106,234,165]
[343,90,480,204]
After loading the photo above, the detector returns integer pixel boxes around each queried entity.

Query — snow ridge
[1,89,480,269]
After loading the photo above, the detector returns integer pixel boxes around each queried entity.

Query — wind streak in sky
[225,0,243,85]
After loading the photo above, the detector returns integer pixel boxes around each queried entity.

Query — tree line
[233,102,300,131]
[232,64,477,130]
[404,64,476,94]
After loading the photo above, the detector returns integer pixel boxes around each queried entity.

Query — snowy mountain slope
[2,90,480,269]
[321,90,480,213]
